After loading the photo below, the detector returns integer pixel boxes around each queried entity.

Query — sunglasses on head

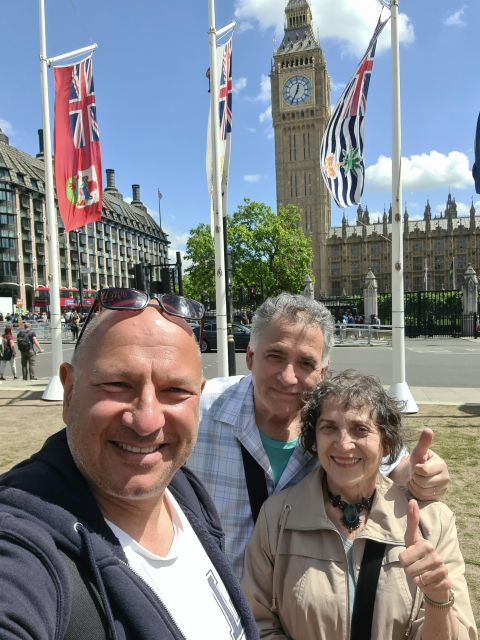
[75,287,205,349]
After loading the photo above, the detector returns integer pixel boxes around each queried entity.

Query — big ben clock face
[283,75,312,106]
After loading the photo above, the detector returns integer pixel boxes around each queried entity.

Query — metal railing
[334,323,392,346]
[0,320,75,342]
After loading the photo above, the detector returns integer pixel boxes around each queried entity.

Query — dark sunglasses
[75,287,205,348]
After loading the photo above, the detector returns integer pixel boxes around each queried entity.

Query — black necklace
[327,488,375,532]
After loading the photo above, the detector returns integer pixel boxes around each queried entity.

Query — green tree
[183,200,314,304]
[183,223,215,306]
[229,200,314,298]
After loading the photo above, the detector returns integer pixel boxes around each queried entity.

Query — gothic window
[303,131,311,159]
[351,244,361,258]
[289,133,297,161]
[371,261,381,274]
[290,173,298,198]
[305,206,312,234]
[413,257,422,271]
[413,241,423,254]
[457,238,467,251]
[304,172,312,196]
[434,239,444,252]
[351,262,360,275]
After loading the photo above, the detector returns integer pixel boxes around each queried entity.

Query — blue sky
[2,0,479,259]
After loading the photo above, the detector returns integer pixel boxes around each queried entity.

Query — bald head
[60,304,205,508]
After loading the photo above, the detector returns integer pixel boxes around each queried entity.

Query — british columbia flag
[54,54,102,231]
[320,15,389,208]
[218,38,233,141]
[69,57,100,149]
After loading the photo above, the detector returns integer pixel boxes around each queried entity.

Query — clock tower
[271,0,331,295]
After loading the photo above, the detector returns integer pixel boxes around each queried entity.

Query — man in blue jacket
[0,288,257,640]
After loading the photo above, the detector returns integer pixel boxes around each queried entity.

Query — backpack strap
[240,444,269,524]
[59,550,110,640]
[350,539,386,640]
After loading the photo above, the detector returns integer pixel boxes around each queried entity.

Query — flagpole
[39,0,64,401]
[158,190,163,228]
[208,0,229,376]
[388,0,417,413]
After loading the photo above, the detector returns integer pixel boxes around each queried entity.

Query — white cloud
[365,151,473,191]
[247,127,256,133]
[256,74,271,102]
[244,174,261,183]
[444,6,467,27]
[259,105,272,124]
[233,76,247,93]
[0,118,14,137]
[234,0,415,57]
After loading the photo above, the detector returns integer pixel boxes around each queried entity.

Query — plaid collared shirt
[187,375,318,579]
[188,374,406,580]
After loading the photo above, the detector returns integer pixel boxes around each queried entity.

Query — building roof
[0,130,167,242]
[328,214,480,240]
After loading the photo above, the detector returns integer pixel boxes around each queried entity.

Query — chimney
[36,129,44,158]
[132,184,142,205]
[104,168,119,193]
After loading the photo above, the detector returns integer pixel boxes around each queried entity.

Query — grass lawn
[0,393,479,631]
[403,404,480,630]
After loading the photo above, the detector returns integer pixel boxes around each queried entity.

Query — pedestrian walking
[69,310,80,341]
[0,325,17,380]
[16,321,44,380]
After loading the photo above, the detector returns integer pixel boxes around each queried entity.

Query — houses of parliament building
[271,0,480,296]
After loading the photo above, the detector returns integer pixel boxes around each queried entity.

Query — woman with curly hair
[243,370,476,640]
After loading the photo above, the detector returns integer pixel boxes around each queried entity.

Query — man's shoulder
[201,375,250,410]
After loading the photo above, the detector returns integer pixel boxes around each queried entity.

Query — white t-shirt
[106,490,246,640]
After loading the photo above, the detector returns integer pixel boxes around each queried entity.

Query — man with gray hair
[188,293,450,579]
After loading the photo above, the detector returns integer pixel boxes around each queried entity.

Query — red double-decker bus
[33,287,96,311]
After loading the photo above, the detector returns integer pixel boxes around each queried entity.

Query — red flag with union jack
[54,55,102,231]
[320,15,388,208]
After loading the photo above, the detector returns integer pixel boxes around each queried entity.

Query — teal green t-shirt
[259,431,299,485]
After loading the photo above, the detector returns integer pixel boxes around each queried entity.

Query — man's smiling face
[61,306,204,508]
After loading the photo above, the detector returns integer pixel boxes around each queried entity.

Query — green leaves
[183,199,314,306]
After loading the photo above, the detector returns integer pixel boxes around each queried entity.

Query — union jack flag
[218,38,232,141]
[69,56,100,149]
[320,15,389,208]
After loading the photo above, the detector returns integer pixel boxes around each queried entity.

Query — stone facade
[0,129,169,310]
[328,197,480,295]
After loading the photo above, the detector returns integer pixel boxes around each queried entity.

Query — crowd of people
[0,290,476,639]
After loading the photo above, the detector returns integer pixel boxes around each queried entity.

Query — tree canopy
[183,199,314,306]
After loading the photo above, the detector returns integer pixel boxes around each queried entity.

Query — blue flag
[320,15,389,208]
[472,112,480,194]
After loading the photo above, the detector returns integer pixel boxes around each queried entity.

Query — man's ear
[60,362,74,425]
[246,345,254,371]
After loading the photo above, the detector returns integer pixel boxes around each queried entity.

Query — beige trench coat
[243,468,477,640]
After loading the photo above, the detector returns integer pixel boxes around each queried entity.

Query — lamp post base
[388,382,418,414]
[42,375,64,401]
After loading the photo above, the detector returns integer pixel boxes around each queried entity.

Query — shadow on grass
[0,390,62,406]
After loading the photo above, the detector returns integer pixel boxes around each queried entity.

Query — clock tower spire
[271,0,331,296]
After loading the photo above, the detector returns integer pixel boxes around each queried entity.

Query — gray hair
[300,370,405,464]
[250,293,335,366]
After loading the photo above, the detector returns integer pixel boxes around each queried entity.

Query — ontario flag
[320,15,389,208]
[54,54,102,231]
[206,35,233,230]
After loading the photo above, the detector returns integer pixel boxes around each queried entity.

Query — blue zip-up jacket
[0,429,258,640]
